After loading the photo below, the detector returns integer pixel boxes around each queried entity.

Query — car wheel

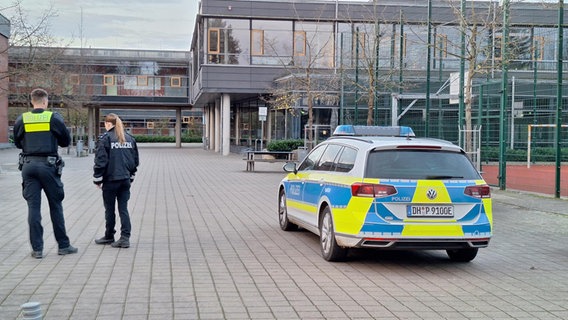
[278,189,297,231]
[319,206,347,261]
[446,248,478,262]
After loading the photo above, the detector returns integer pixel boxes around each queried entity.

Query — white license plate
[407,205,454,217]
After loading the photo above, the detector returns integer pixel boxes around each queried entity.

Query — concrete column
[235,107,240,146]
[209,105,215,151]
[221,93,231,156]
[175,108,181,148]
[267,109,272,143]
[203,107,209,149]
[87,106,95,153]
[214,99,221,153]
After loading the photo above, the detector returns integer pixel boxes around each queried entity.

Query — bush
[267,139,304,152]
[481,147,527,162]
[481,146,568,162]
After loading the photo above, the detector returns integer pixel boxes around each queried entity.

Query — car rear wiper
[426,175,464,180]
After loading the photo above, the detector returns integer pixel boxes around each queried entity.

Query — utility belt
[24,155,55,162]
[19,154,65,174]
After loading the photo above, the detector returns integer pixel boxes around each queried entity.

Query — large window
[338,23,376,68]
[251,20,293,65]
[404,25,429,70]
[293,22,334,68]
[534,27,560,70]
[207,18,250,65]
[494,27,534,70]
[494,28,531,61]
[434,26,463,69]
[337,22,397,70]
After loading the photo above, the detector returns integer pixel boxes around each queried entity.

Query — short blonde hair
[31,88,48,104]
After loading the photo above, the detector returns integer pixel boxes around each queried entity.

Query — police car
[278,125,492,262]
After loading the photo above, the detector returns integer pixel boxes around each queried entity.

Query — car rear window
[365,149,481,180]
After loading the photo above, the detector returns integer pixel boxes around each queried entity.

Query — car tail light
[351,183,397,198]
[464,185,491,198]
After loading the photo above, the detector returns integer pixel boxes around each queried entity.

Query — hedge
[481,147,568,162]
[266,139,305,152]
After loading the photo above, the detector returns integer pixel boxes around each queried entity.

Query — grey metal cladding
[202,0,336,21]
[201,65,286,92]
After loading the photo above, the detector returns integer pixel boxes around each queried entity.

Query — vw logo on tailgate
[426,188,437,200]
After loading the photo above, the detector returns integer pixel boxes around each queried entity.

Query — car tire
[319,206,347,261]
[446,248,478,262]
[278,189,297,231]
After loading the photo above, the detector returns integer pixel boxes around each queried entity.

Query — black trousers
[22,160,71,251]
[102,179,132,239]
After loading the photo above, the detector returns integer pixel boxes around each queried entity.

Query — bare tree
[2,1,91,140]
[441,0,505,152]
[1,0,60,98]
[259,3,340,150]
[338,3,403,126]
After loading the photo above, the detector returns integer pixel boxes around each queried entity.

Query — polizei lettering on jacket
[111,142,133,149]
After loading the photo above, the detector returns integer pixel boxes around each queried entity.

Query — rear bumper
[336,234,490,250]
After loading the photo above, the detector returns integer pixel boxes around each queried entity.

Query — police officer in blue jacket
[13,88,78,259]
[93,113,139,248]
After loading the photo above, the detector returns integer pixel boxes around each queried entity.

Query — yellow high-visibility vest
[23,111,52,133]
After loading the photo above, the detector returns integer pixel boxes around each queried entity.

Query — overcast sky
[4,0,199,51]
[2,0,556,52]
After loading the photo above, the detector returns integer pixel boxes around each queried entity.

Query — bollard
[76,140,84,157]
[21,301,42,320]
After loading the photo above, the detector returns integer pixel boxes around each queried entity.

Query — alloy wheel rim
[279,194,286,226]
[321,214,331,254]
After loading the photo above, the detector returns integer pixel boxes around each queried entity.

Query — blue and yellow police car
[278,125,492,262]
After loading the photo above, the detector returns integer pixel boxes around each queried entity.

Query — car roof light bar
[333,125,415,137]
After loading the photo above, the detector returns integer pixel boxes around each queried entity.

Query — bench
[245,151,294,171]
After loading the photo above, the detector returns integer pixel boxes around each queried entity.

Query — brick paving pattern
[0,144,567,319]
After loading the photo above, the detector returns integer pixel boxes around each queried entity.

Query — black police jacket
[93,127,139,184]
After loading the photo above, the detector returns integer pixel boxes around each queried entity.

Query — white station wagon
[278,125,492,262]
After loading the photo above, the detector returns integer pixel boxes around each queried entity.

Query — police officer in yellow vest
[13,88,78,259]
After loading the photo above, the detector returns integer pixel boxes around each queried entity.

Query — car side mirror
[283,162,297,174]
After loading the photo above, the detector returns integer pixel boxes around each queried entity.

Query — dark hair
[105,113,126,144]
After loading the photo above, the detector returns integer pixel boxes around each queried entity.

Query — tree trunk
[367,68,376,126]
[465,63,475,154]
[307,73,314,150]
